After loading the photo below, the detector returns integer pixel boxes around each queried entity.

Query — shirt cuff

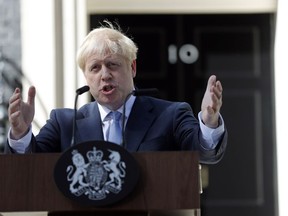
[8,126,32,154]
[198,112,225,150]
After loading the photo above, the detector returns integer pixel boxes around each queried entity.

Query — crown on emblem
[86,147,103,162]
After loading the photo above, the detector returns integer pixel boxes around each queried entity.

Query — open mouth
[100,84,116,94]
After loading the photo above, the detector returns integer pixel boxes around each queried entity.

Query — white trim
[20,0,88,133]
[76,0,89,107]
[62,0,88,108]
[62,0,78,108]
[87,0,277,14]
[20,0,56,133]
[275,0,288,215]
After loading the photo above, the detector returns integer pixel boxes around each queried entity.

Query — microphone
[71,85,90,146]
[121,88,159,148]
[76,85,90,95]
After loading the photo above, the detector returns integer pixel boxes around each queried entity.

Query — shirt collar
[98,95,136,122]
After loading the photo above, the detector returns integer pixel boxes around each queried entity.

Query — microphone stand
[121,92,133,149]
[70,85,90,146]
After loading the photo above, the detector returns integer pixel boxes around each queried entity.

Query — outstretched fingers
[8,88,22,118]
[211,80,223,99]
[210,81,223,113]
[8,86,36,139]
[27,86,36,106]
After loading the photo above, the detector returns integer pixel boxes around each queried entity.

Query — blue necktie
[108,111,122,145]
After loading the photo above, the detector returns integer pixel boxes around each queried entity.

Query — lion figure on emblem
[66,151,89,193]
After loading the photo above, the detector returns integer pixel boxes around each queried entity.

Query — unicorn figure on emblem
[104,150,126,189]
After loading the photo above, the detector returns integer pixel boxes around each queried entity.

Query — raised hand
[8,86,36,139]
[201,75,223,128]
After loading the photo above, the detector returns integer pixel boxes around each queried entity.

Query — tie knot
[112,111,122,122]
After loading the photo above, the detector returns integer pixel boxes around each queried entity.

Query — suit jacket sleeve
[170,102,228,164]
[126,97,228,164]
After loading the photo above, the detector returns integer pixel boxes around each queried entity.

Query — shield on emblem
[86,162,108,189]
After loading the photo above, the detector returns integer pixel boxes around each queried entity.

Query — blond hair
[77,21,138,71]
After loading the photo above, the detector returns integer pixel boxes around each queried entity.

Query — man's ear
[131,60,137,78]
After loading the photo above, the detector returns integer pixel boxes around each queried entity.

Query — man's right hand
[8,86,36,140]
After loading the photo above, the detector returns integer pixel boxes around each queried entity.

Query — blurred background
[0,0,287,216]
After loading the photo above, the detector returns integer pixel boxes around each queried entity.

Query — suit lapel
[72,99,157,151]
[125,97,156,151]
[75,103,104,144]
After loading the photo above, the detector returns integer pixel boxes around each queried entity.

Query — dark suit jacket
[7,96,228,164]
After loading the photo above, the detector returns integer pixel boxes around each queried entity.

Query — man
[6,21,227,164]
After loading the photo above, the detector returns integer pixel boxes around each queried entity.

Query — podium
[0,151,201,216]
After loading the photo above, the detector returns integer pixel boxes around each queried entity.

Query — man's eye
[107,62,120,68]
[90,65,100,72]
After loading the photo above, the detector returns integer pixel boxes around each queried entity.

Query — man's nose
[101,66,112,80]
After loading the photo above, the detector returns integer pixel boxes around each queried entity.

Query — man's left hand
[201,75,223,128]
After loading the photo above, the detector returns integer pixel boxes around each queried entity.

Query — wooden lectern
[0,151,201,216]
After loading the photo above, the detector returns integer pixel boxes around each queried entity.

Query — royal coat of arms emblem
[54,141,139,206]
[66,147,126,200]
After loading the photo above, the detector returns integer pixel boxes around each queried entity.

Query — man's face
[84,53,136,110]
